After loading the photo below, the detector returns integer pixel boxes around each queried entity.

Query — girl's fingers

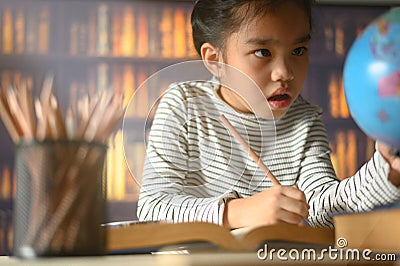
[279,193,309,219]
[276,208,306,225]
[392,157,400,172]
[280,185,308,204]
[273,186,309,222]
[377,141,400,185]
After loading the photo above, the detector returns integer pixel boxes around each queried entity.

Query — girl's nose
[271,58,294,83]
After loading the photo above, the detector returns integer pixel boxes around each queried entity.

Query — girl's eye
[254,49,271,58]
[292,47,308,56]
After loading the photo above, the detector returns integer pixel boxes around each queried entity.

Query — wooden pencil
[219,114,280,186]
[0,92,21,143]
[7,88,33,140]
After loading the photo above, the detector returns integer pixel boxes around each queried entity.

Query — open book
[105,221,334,254]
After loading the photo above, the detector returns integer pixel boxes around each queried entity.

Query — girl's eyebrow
[245,33,311,46]
[294,34,311,44]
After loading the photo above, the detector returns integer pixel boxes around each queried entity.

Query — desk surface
[1,253,399,266]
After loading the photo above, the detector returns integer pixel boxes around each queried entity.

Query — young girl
[137,0,400,228]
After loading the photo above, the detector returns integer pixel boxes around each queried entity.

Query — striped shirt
[137,80,400,228]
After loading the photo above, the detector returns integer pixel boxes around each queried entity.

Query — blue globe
[344,7,400,150]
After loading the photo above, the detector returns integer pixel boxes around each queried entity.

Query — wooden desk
[1,252,399,266]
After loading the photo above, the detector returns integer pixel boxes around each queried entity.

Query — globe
[343,7,400,150]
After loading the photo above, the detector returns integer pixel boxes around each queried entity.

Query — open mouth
[267,93,292,109]
[268,94,290,101]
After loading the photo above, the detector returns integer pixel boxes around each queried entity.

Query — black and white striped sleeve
[298,112,400,227]
[137,83,240,225]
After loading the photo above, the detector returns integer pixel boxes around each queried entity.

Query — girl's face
[217,2,311,119]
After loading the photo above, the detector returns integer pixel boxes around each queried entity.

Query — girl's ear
[200,42,222,77]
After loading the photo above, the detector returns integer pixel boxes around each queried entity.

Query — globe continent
[344,7,400,149]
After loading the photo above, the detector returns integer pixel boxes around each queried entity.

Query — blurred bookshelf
[0,0,398,255]
[303,4,394,180]
[0,0,197,255]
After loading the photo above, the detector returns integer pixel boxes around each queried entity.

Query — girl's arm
[298,118,400,228]
[136,83,240,225]
[137,138,240,225]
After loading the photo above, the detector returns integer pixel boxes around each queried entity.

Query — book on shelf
[314,7,385,59]
[111,5,121,57]
[323,24,334,54]
[87,7,97,56]
[69,21,79,56]
[185,7,197,58]
[135,67,149,118]
[67,2,197,59]
[0,167,13,255]
[14,8,24,54]
[121,5,135,57]
[106,130,126,201]
[0,209,13,255]
[333,204,400,253]
[160,6,173,58]
[173,7,186,58]
[105,220,335,254]
[2,7,13,55]
[334,22,345,56]
[25,5,38,54]
[137,5,148,58]
[106,129,144,201]
[2,4,50,55]
[97,3,110,56]
[0,1,197,110]
[37,5,50,54]
[147,5,160,57]
[329,130,358,180]
[122,64,135,110]
[327,72,349,119]
[0,211,5,254]
[0,166,13,201]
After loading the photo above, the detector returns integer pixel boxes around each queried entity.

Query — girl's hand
[223,185,309,229]
[377,141,400,187]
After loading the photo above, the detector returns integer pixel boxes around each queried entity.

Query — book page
[230,226,258,240]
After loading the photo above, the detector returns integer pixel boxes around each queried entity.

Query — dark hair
[191,0,315,56]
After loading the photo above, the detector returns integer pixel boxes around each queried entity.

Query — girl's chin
[251,108,288,120]
[271,108,290,119]
[267,97,293,119]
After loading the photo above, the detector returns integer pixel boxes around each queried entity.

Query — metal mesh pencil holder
[13,140,108,258]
